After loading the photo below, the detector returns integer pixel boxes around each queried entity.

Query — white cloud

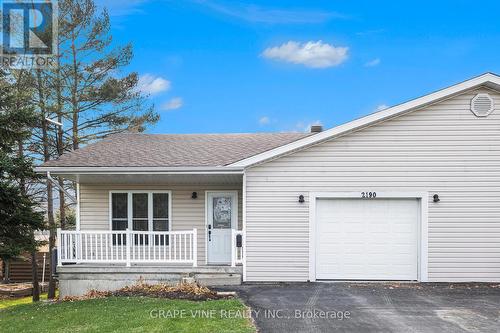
[137,74,171,95]
[262,41,348,68]
[375,104,388,111]
[194,1,345,24]
[161,97,183,111]
[365,58,381,67]
[258,116,270,125]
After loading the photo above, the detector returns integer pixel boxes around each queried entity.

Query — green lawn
[0,297,255,333]
[0,293,51,309]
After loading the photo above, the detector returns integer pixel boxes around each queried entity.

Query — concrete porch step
[195,273,242,286]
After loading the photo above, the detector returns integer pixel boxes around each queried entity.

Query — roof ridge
[115,132,310,136]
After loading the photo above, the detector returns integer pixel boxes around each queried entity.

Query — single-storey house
[37,73,500,296]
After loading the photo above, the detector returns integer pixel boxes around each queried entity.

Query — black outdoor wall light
[191,192,198,199]
[433,194,440,203]
[298,195,305,203]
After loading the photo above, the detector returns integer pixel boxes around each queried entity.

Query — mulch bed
[0,283,48,297]
[63,281,230,302]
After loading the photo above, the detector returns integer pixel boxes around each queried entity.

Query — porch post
[231,229,236,267]
[56,228,62,267]
[192,228,198,267]
[77,232,82,263]
[126,229,131,267]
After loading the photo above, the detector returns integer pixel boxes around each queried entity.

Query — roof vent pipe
[310,125,323,133]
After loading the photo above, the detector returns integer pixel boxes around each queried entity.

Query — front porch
[57,228,244,267]
[48,169,246,296]
[56,228,244,296]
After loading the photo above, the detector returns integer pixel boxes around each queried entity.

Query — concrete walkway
[224,282,500,333]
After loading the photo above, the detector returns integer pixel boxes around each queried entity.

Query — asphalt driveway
[225,282,500,333]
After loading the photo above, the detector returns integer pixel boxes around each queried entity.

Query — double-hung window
[111,193,128,245]
[110,191,171,245]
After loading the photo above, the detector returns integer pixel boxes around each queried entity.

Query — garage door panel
[316,198,419,280]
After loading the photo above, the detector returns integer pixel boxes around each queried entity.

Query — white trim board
[242,172,247,282]
[76,183,81,231]
[230,73,500,168]
[308,191,429,282]
[36,166,244,174]
[108,190,173,233]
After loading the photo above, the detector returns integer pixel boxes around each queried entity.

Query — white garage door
[315,198,419,280]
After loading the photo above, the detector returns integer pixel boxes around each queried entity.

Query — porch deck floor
[57,263,242,275]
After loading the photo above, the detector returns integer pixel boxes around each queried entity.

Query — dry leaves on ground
[62,279,227,302]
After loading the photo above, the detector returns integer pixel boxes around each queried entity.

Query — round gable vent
[471,93,494,117]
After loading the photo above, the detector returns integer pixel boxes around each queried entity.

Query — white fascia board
[230,72,500,168]
[35,166,244,175]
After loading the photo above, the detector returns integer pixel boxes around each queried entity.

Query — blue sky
[99,0,500,134]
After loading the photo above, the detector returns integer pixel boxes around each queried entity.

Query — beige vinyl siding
[245,88,500,282]
[79,184,242,265]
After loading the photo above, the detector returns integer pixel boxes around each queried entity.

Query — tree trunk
[55,62,66,230]
[37,70,57,299]
[2,260,11,284]
[18,138,41,302]
[71,33,79,150]
[46,181,56,299]
[31,250,40,302]
[59,185,66,229]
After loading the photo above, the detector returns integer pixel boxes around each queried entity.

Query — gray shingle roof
[41,132,312,168]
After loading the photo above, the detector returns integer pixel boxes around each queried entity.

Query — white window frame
[109,190,172,233]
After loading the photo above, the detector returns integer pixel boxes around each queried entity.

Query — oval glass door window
[213,197,232,228]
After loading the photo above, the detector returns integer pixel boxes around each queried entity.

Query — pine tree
[22,0,159,298]
[0,70,45,295]
[57,0,159,149]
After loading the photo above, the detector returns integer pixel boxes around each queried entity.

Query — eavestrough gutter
[35,166,245,175]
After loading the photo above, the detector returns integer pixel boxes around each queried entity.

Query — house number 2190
[361,192,377,198]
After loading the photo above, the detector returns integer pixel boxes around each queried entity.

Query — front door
[207,191,238,264]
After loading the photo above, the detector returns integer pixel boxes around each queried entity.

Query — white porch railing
[57,228,198,267]
[231,229,244,267]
